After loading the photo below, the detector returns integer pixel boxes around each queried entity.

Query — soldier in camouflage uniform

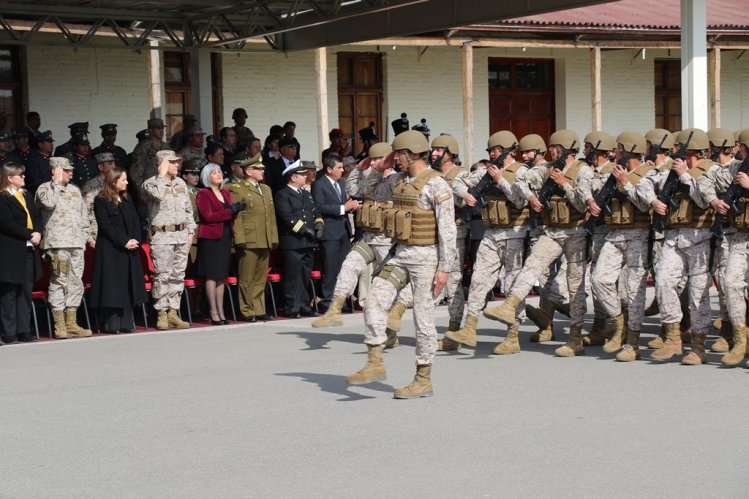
[312,142,396,328]
[637,128,716,364]
[141,150,197,330]
[346,131,456,399]
[446,131,530,354]
[697,127,749,366]
[35,157,92,339]
[388,134,468,351]
[82,152,117,246]
[482,130,592,357]
[129,118,170,192]
[179,127,208,167]
[586,132,654,361]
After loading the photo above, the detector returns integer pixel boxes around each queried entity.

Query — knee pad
[377,264,409,292]
[351,240,376,265]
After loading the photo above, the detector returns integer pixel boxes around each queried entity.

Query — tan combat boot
[53,311,68,339]
[385,329,400,349]
[602,313,627,353]
[437,337,460,351]
[682,333,706,365]
[346,345,386,384]
[644,296,659,317]
[712,316,722,330]
[167,309,190,329]
[648,325,667,349]
[156,310,169,330]
[385,301,407,338]
[651,323,683,361]
[65,310,91,337]
[493,324,520,355]
[616,330,641,362]
[582,317,613,346]
[393,364,433,399]
[530,324,555,343]
[312,295,345,328]
[483,295,521,325]
[710,320,733,353]
[526,299,555,330]
[721,324,749,367]
[555,324,585,357]
[445,314,479,348]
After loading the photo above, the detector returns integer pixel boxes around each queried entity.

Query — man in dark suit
[266,137,298,193]
[274,161,323,318]
[311,154,361,312]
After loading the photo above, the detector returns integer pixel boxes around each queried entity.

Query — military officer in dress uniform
[66,136,98,187]
[346,131,456,399]
[141,150,196,330]
[92,124,128,169]
[0,130,20,164]
[35,156,92,339]
[54,122,89,157]
[12,130,33,168]
[25,130,54,194]
[228,153,278,322]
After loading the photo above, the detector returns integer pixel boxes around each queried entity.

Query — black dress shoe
[300,310,319,318]
[287,312,301,319]
[256,314,274,321]
[242,315,257,323]
[18,334,37,343]
[119,328,135,333]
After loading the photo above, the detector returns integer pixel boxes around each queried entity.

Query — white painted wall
[25,37,151,152]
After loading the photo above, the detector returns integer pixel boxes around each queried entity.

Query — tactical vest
[657,157,673,173]
[731,193,749,232]
[599,162,615,175]
[355,199,393,233]
[384,169,439,245]
[604,163,653,228]
[481,161,530,228]
[442,165,466,225]
[540,160,587,227]
[665,159,715,229]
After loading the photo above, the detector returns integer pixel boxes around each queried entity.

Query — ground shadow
[277,331,364,350]
[276,372,392,401]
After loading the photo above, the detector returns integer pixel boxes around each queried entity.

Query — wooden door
[655,59,681,131]
[488,58,555,145]
[337,52,383,156]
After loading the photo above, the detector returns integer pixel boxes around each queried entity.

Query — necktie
[334,181,341,200]
[14,190,33,229]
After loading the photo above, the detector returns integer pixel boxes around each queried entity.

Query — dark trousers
[320,235,350,307]
[0,252,33,341]
[282,248,313,315]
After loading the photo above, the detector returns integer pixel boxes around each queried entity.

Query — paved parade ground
[2,289,749,498]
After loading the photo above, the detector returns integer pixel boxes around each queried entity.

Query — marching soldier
[130,118,170,192]
[482,130,592,357]
[92,124,128,169]
[312,142,396,328]
[697,127,749,366]
[637,128,715,364]
[345,130,456,399]
[141,150,197,330]
[227,153,279,322]
[35,157,92,339]
[446,131,531,354]
[586,132,654,361]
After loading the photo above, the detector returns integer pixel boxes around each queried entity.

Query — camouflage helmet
[548,129,580,150]
[707,127,735,148]
[486,131,518,151]
[676,128,710,151]
[583,131,615,151]
[391,130,430,154]
[645,128,675,150]
[431,134,459,155]
[368,142,393,159]
[518,134,547,154]
[737,128,749,148]
[616,131,647,155]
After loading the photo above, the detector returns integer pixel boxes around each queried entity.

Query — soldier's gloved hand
[300,225,316,238]
[314,222,325,240]
[231,201,247,215]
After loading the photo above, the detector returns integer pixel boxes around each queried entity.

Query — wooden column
[709,47,721,128]
[462,43,474,166]
[147,39,164,118]
[315,47,329,161]
[590,47,602,131]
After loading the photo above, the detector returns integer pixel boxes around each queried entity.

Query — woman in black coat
[0,162,42,344]
[89,168,147,333]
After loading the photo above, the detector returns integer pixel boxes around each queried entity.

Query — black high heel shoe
[209,314,224,326]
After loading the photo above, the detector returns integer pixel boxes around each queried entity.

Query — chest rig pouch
[384,169,439,245]
[666,159,715,229]
[481,162,530,228]
[541,160,587,227]
[606,163,653,228]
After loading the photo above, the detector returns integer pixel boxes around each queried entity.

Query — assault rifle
[582,145,637,236]
[710,154,749,238]
[710,139,728,162]
[644,133,669,164]
[460,143,517,223]
[528,141,578,229]
[651,131,693,233]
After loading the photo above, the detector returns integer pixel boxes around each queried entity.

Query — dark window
[0,47,22,131]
